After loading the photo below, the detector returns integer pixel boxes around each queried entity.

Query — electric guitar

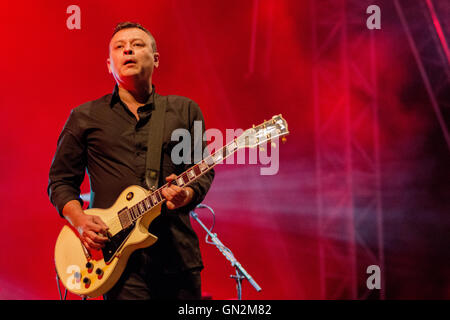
[54,114,289,298]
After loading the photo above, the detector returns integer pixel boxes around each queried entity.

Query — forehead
[110,28,151,44]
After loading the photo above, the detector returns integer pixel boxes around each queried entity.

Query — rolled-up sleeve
[47,110,86,217]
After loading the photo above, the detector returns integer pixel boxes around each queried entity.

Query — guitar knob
[86,262,93,273]
[83,277,91,288]
[282,137,287,143]
[95,268,104,279]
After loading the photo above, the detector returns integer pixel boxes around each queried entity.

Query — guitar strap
[145,93,167,192]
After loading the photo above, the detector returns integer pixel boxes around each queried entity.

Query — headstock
[236,114,289,149]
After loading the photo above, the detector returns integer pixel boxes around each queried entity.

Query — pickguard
[102,222,135,264]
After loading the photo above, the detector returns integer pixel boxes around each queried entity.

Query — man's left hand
[162,174,194,210]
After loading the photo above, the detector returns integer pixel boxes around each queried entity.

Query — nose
[123,43,133,55]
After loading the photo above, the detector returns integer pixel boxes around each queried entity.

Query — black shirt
[48,85,215,272]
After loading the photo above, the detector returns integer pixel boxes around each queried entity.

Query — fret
[199,160,208,172]
[143,198,148,210]
[128,208,133,220]
[212,152,223,164]
[187,169,195,180]
[151,193,157,204]
[132,206,139,218]
[176,176,184,187]
[149,196,154,207]
[129,208,134,220]
[138,202,145,214]
[145,197,151,209]
[181,172,189,184]
[193,165,201,176]
[205,156,215,166]
[223,147,230,158]
[155,191,162,202]
[226,142,236,157]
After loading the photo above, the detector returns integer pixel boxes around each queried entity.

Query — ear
[106,58,112,74]
[153,53,160,68]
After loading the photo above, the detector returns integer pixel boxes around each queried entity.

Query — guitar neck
[126,141,237,222]
[123,114,289,224]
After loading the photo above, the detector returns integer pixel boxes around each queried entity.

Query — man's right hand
[62,200,109,250]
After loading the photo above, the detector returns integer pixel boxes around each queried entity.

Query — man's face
[107,28,159,84]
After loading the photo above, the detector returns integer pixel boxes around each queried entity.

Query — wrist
[62,200,85,226]
[184,187,195,205]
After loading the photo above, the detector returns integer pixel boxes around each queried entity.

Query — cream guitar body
[54,115,289,298]
[54,185,161,298]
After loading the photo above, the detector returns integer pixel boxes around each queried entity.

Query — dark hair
[112,21,157,52]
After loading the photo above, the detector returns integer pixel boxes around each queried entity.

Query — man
[48,22,214,300]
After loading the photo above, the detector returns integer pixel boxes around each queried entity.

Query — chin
[120,70,140,78]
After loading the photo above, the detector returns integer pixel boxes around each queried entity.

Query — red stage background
[0,0,449,299]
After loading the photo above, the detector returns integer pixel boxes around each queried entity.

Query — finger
[161,188,171,201]
[169,184,182,193]
[167,185,184,199]
[93,232,109,243]
[92,216,108,230]
[85,231,108,244]
[84,236,102,250]
[95,217,109,235]
[162,187,177,201]
[87,218,108,234]
[82,240,91,251]
[86,221,103,234]
[172,192,186,204]
[166,201,176,210]
[85,231,107,247]
[165,174,177,183]
[175,187,189,200]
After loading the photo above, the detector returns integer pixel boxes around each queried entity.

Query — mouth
[123,59,137,66]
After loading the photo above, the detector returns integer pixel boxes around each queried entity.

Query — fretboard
[118,140,239,227]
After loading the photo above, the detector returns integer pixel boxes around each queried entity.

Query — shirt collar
[110,84,156,108]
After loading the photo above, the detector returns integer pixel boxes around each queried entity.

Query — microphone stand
[190,204,262,300]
